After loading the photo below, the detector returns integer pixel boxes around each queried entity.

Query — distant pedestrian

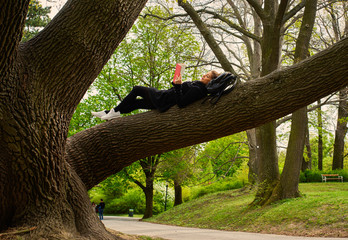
[98,199,105,220]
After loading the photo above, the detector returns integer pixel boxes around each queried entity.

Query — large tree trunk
[265,0,317,204]
[332,88,348,169]
[268,107,307,202]
[250,0,287,206]
[0,0,148,239]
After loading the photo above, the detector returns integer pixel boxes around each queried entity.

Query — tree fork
[1,0,148,238]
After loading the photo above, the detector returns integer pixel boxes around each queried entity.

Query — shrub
[190,178,244,199]
[104,188,145,214]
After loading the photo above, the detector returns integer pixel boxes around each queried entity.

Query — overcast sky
[40,0,67,18]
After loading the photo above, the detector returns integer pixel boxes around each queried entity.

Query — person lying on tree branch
[92,70,220,120]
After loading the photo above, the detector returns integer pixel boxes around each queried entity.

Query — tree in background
[123,156,161,219]
[22,0,51,42]
[200,133,249,180]
[266,0,317,202]
[324,3,348,170]
[332,88,348,170]
[159,146,201,206]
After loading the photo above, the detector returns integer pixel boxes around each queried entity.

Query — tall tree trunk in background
[247,0,262,185]
[317,101,323,170]
[332,88,348,169]
[251,0,287,206]
[302,126,313,171]
[138,156,160,219]
[143,180,154,219]
[331,4,348,170]
[266,0,317,203]
[247,129,259,184]
[174,179,183,206]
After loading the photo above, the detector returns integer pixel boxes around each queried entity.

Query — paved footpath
[102,216,347,240]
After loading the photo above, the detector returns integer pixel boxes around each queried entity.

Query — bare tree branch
[283,0,306,24]
[245,0,267,21]
[197,9,261,42]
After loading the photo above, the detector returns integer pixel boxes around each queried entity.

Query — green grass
[147,183,348,237]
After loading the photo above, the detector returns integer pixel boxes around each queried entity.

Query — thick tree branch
[199,9,261,43]
[66,38,348,189]
[275,0,290,32]
[142,13,189,20]
[18,0,148,112]
[276,94,338,127]
[0,1,29,81]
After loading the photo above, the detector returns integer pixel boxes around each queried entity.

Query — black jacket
[149,81,208,112]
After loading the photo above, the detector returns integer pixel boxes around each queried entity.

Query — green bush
[104,188,145,214]
[300,169,347,182]
[101,186,174,215]
[190,178,244,199]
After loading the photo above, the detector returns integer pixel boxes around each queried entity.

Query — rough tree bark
[0,0,148,239]
[1,0,348,239]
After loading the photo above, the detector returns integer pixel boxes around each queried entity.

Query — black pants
[114,86,156,114]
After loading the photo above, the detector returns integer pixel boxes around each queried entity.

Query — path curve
[102,216,347,240]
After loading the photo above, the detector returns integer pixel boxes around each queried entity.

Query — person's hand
[174,75,182,84]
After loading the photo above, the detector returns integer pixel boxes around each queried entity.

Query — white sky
[40,0,67,18]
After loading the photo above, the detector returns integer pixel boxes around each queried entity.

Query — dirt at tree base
[0,227,151,240]
[107,228,166,240]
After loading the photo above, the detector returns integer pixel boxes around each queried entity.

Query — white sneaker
[91,110,108,118]
[101,109,121,120]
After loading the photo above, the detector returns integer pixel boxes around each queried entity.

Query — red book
[173,63,186,83]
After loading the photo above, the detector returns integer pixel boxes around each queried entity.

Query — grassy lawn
[147,183,348,238]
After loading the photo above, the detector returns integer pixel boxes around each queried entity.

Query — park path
[102,216,347,240]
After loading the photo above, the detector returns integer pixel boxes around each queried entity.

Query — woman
[92,70,220,120]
